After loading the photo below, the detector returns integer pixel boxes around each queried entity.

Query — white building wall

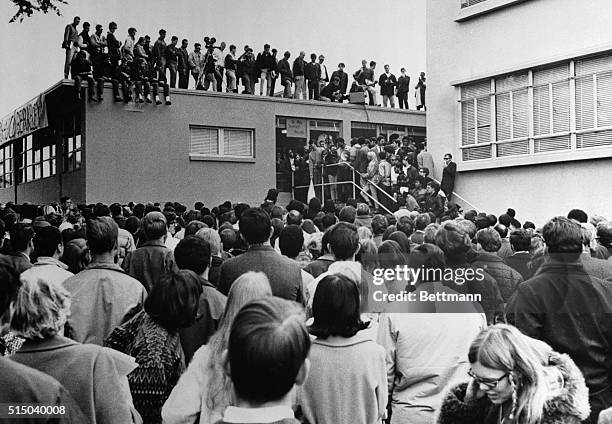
[427,0,612,225]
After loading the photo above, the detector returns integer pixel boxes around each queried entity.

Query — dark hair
[388,231,411,255]
[338,206,356,224]
[510,229,531,252]
[239,208,271,244]
[61,238,90,274]
[93,203,111,217]
[415,213,431,231]
[143,211,167,240]
[435,221,471,256]
[86,216,118,254]
[567,209,588,223]
[498,214,512,227]
[408,244,446,284]
[378,240,408,270]
[125,216,140,236]
[279,225,304,259]
[202,214,217,230]
[523,221,536,230]
[9,223,35,252]
[229,297,310,404]
[234,203,251,221]
[427,180,440,193]
[286,210,303,226]
[286,200,305,215]
[321,213,337,231]
[144,269,202,331]
[396,216,414,237]
[371,214,388,236]
[33,226,62,257]
[327,222,359,260]
[174,235,211,275]
[476,228,502,252]
[494,224,508,239]
[185,220,207,237]
[542,216,582,259]
[310,274,367,338]
[0,264,20,316]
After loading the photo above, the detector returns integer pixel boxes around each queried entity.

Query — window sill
[189,155,256,163]
[458,145,612,171]
[455,0,529,22]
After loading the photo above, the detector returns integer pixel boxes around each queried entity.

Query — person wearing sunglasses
[437,324,589,424]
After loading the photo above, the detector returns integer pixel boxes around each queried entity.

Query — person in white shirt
[122,27,137,63]
[212,42,226,92]
[188,43,205,89]
[318,55,329,95]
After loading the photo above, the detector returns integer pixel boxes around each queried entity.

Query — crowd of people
[278,134,456,216]
[62,16,427,109]
[0,190,611,424]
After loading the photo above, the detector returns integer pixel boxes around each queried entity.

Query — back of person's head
[309,274,367,339]
[356,203,370,216]
[499,214,512,227]
[286,210,303,226]
[286,200,305,215]
[346,197,358,208]
[308,197,322,213]
[378,240,408,269]
[486,214,498,226]
[195,227,222,256]
[567,209,588,224]
[476,227,502,253]
[10,276,69,340]
[423,223,441,244]
[408,243,446,284]
[475,216,491,230]
[109,203,123,218]
[33,226,62,257]
[86,216,118,254]
[387,231,411,255]
[597,221,612,249]
[357,226,372,241]
[371,214,388,236]
[510,229,531,252]
[0,264,20,317]
[9,223,35,252]
[270,205,285,220]
[228,297,310,404]
[542,216,582,260]
[174,235,211,275]
[142,211,167,240]
[144,269,203,331]
[279,225,304,259]
[202,214,217,229]
[327,222,359,260]
[239,208,271,244]
[321,213,337,231]
[435,221,471,256]
[415,213,431,231]
[61,238,90,274]
[301,219,316,235]
[185,220,207,237]
[396,216,414,237]
[494,224,508,239]
[93,203,111,217]
[220,228,238,251]
[338,206,356,224]
[125,216,141,236]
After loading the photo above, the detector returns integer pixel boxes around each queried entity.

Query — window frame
[189,125,256,163]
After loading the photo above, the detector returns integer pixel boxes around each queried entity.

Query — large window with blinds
[190,126,254,159]
[459,51,612,162]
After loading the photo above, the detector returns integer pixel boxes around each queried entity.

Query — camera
[203,36,217,51]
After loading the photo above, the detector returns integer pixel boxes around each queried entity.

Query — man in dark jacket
[255,44,275,96]
[441,153,457,200]
[292,51,306,100]
[164,36,180,88]
[503,228,532,280]
[304,53,321,100]
[472,228,523,302]
[396,68,410,109]
[177,39,190,89]
[509,216,612,424]
[424,181,445,220]
[378,64,397,108]
[218,208,304,304]
[331,62,348,102]
[277,51,293,98]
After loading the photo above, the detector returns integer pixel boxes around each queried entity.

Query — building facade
[0,81,425,207]
[427,0,612,224]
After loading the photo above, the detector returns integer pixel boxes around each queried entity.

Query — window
[0,143,12,188]
[459,51,612,163]
[19,130,57,183]
[190,126,254,158]
[64,113,82,172]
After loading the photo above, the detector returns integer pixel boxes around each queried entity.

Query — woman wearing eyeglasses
[437,324,590,424]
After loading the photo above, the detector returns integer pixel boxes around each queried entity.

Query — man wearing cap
[331,63,348,102]
[397,68,410,109]
[318,55,329,95]
[62,16,80,78]
[277,51,293,98]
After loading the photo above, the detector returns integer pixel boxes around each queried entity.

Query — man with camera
[200,37,219,91]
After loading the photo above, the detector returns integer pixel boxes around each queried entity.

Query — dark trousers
[74,75,95,99]
[269,77,277,96]
[166,61,178,88]
[398,91,408,109]
[178,69,189,89]
[216,67,224,92]
[307,80,320,100]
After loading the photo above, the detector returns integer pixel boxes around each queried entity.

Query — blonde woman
[437,324,590,424]
[161,272,273,424]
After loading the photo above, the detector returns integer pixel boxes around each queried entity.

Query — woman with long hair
[161,271,273,424]
[437,324,590,424]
